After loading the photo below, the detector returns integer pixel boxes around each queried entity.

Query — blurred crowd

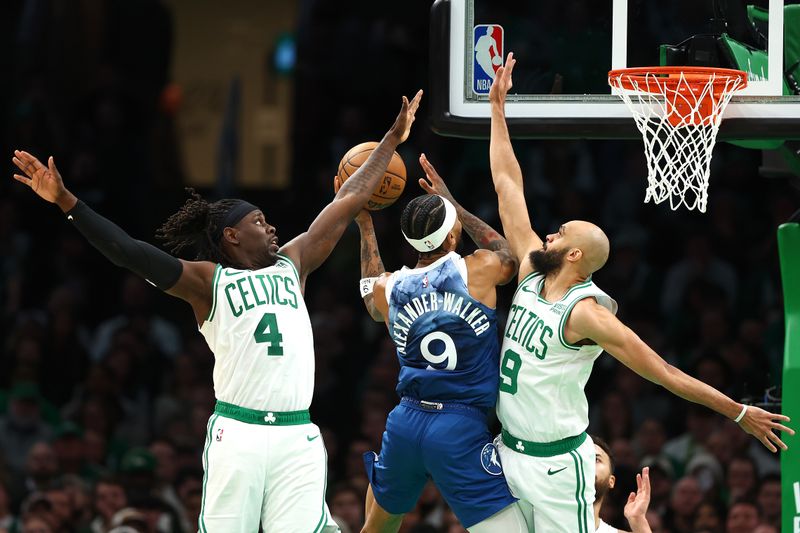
[0,1,797,533]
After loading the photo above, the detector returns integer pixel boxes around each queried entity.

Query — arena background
[0,1,796,532]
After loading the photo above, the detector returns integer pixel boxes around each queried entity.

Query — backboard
[430,0,800,139]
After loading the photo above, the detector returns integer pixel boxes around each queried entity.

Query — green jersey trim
[276,253,300,282]
[312,437,330,533]
[214,400,311,426]
[206,264,223,323]
[501,429,587,457]
[535,278,592,305]
[199,413,219,533]
[557,294,599,351]
[569,450,589,533]
[512,271,544,301]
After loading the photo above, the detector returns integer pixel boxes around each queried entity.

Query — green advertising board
[778,223,800,533]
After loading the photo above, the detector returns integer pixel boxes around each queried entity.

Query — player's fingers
[766,430,788,451]
[772,413,791,422]
[772,422,795,435]
[19,150,45,171]
[507,58,516,76]
[419,154,431,171]
[12,156,33,175]
[420,153,437,174]
[13,174,32,186]
[642,467,650,494]
[410,89,423,111]
[636,472,642,492]
[12,156,25,172]
[418,178,434,193]
[628,492,635,503]
[759,433,778,453]
[48,155,58,176]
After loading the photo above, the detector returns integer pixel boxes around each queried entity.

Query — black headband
[212,200,259,243]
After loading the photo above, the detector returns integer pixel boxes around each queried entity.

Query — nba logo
[473,24,504,95]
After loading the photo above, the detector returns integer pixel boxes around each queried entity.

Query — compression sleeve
[65,201,184,291]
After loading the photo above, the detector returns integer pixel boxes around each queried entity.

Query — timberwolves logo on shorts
[480,443,503,476]
[473,24,504,95]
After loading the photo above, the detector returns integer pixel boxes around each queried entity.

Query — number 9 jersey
[385,252,499,409]
[199,254,314,412]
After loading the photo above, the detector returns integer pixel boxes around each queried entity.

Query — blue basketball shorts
[363,398,516,528]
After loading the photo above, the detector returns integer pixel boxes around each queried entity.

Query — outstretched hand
[623,467,651,525]
[418,153,455,204]
[489,52,516,104]
[12,150,71,206]
[389,89,423,144]
[738,405,794,452]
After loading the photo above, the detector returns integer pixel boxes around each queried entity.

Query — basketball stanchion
[608,67,748,212]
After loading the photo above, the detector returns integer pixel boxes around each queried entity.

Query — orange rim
[608,66,748,93]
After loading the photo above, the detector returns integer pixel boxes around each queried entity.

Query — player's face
[451,218,463,250]
[594,444,615,499]
[235,210,279,268]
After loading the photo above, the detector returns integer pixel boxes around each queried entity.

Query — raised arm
[488,53,543,278]
[332,173,388,323]
[281,90,422,283]
[568,299,795,452]
[354,211,388,322]
[418,154,518,285]
[12,150,215,323]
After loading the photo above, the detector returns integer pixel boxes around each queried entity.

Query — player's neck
[415,250,449,269]
[541,269,586,301]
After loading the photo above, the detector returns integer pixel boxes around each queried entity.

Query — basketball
[491,55,502,66]
[337,141,406,210]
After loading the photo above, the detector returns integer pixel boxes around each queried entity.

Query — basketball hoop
[608,67,748,212]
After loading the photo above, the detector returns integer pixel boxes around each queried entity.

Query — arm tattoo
[358,218,386,321]
[359,220,386,278]
[456,204,518,269]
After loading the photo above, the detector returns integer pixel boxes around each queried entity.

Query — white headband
[402,196,458,252]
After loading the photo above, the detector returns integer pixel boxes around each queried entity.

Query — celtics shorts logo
[480,443,503,476]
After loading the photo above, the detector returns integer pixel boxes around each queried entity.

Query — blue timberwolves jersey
[385,252,500,409]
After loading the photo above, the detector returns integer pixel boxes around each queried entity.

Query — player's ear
[608,474,616,490]
[567,247,582,262]
[223,227,239,245]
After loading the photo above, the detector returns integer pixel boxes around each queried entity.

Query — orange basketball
[336,141,406,211]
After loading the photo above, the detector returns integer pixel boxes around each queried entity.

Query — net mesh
[609,69,747,212]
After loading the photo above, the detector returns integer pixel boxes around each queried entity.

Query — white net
[609,70,746,212]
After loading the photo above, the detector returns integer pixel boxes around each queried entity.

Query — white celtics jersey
[497,272,617,443]
[199,254,314,412]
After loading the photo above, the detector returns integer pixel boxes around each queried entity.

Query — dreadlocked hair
[400,194,447,255]
[156,188,241,265]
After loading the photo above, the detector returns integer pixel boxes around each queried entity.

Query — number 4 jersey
[385,252,499,409]
[497,272,617,443]
[199,254,314,412]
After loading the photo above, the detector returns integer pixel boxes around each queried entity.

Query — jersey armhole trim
[206,264,223,323]
[557,294,598,351]
[455,256,469,285]
[276,253,300,282]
